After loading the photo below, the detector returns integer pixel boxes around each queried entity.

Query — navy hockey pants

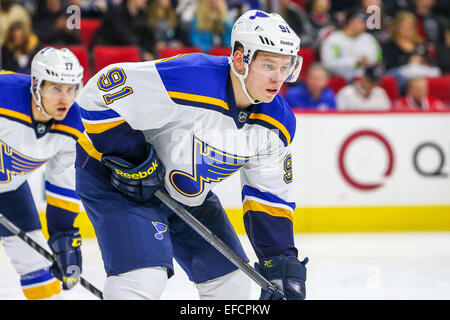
[0,182,41,237]
[75,168,249,283]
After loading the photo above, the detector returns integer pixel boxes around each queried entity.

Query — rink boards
[31,111,450,237]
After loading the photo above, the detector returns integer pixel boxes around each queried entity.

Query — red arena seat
[327,76,347,94]
[157,46,202,59]
[93,46,141,72]
[80,19,101,48]
[209,47,231,56]
[380,75,399,101]
[298,47,315,79]
[427,75,450,104]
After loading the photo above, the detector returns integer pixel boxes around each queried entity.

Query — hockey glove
[255,255,308,300]
[48,229,82,290]
[102,143,165,203]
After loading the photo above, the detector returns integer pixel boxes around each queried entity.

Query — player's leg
[168,191,252,300]
[76,168,174,300]
[0,182,61,300]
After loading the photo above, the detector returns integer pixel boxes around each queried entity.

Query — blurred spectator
[305,0,337,50]
[383,0,410,18]
[189,0,233,53]
[279,0,315,47]
[436,25,450,73]
[383,11,429,71]
[412,0,447,49]
[94,0,155,60]
[392,77,446,111]
[320,8,382,82]
[285,63,336,110]
[176,0,198,32]
[0,0,33,45]
[1,21,40,73]
[383,11,441,93]
[146,0,187,54]
[336,64,391,110]
[361,0,391,44]
[33,0,81,45]
[67,0,108,18]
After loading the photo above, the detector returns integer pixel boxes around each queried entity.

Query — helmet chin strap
[229,57,261,105]
[30,86,53,120]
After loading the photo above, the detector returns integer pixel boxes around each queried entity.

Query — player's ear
[232,50,246,75]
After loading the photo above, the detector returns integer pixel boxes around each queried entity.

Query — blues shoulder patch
[155,54,230,114]
[0,72,32,125]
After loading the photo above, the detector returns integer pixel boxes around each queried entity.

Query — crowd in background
[1,0,449,111]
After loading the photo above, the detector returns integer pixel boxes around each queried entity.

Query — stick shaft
[0,213,103,300]
[154,190,277,292]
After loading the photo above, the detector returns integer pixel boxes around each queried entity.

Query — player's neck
[31,98,52,123]
[229,69,253,110]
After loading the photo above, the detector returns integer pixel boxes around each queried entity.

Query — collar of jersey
[225,68,255,129]
[29,105,54,139]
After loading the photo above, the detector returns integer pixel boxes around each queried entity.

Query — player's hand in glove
[255,255,308,300]
[48,229,82,290]
[102,143,165,203]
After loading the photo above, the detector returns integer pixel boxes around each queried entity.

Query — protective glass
[39,81,81,104]
[250,54,303,83]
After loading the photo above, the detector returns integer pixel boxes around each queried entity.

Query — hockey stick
[153,189,283,296]
[0,213,103,300]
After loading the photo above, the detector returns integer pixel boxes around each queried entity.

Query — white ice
[1,232,450,300]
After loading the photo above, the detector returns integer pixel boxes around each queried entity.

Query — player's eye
[263,64,274,70]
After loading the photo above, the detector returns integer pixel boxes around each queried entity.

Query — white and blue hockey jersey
[0,71,84,234]
[76,54,298,258]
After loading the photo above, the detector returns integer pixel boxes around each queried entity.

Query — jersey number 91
[97,68,134,105]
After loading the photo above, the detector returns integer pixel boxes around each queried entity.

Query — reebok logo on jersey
[114,161,159,179]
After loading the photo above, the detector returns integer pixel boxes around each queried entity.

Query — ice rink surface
[1,232,450,300]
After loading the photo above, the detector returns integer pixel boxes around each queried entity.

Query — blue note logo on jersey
[152,221,168,240]
[0,141,47,183]
[170,137,250,197]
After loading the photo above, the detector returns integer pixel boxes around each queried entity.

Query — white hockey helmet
[229,10,303,103]
[30,47,84,117]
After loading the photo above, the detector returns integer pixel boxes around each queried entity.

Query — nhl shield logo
[238,111,248,123]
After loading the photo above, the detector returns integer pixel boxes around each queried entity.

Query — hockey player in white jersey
[0,47,84,299]
[76,10,308,300]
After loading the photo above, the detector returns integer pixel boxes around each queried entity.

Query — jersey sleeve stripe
[45,181,80,200]
[0,107,32,124]
[77,131,103,161]
[80,107,122,121]
[50,124,83,139]
[248,113,291,145]
[83,119,126,134]
[241,184,296,211]
[243,200,294,222]
[168,91,229,111]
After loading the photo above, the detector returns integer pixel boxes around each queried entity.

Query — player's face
[245,52,293,103]
[40,81,77,120]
